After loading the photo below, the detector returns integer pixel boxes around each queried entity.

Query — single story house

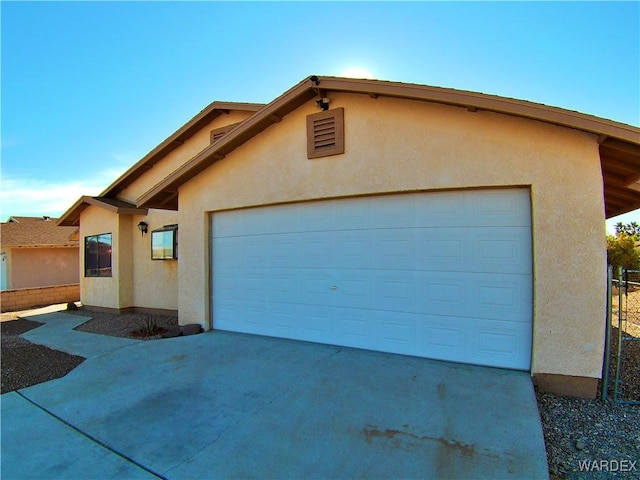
[59,76,640,398]
[1,216,79,291]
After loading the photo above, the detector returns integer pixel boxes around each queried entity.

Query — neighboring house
[59,76,640,398]
[1,216,79,290]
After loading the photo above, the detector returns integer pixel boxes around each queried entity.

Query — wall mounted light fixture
[137,221,148,236]
[316,98,330,111]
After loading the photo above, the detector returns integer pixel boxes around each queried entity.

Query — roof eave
[57,196,148,227]
[100,102,264,198]
[138,76,640,212]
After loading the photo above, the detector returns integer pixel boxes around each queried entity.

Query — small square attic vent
[306,108,344,159]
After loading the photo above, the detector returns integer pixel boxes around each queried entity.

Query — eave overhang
[57,196,148,227]
[100,101,264,199]
[136,76,640,218]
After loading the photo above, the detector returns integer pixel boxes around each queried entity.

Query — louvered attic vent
[210,122,240,145]
[306,108,344,159]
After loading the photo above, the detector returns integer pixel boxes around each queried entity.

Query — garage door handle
[330,285,338,291]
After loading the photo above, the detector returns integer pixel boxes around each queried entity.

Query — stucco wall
[3,246,79,289]
[119,111,254,203]
[79,206,179,312]
[80,205,120,309]
[177,93,606,381]
[131,210,179,311]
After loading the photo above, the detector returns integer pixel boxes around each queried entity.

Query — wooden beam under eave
[268,114,282,123]
[624,172,640,188]
[602,159,640,176]
[605,188,640,204]
[601,138,640,157]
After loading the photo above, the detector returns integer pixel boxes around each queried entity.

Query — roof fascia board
[57,196,148,227]
[138,75,640,210]
[100,101,264,198]
[318,77,640,144]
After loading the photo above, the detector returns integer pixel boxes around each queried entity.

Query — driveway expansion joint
[15,390,166,480]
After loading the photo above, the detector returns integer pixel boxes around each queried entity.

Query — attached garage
[61,75,640,397]
[212,188,532,370]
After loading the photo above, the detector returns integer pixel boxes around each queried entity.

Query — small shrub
[136,315,159,335]
[66,302,79,311]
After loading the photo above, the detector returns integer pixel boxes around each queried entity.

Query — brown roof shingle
[1,216,79,247]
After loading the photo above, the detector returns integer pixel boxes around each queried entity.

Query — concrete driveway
[1,312,548,479]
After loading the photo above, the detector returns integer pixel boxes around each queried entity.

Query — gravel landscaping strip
[1,318,85,394]
[71,310,179,339]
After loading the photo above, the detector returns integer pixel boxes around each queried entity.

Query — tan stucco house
[59,76,640,398]
[1,216,79,291]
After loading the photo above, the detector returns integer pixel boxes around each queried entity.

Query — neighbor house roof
[1,216,79,247]
[59,76,640,224]
[134,76,640,218]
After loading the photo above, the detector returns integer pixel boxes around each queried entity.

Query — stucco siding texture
[178,94,606,380]
[8,247,79,289]
[131,211,179,311]
[80,206,120,309]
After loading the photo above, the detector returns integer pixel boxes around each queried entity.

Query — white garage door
[212,189,532,370]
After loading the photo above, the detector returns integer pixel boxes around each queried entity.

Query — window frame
[151,225,178,260]
[84,233,112,277]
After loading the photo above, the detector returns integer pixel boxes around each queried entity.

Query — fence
[0,284,80,313]
[602,267,640,404]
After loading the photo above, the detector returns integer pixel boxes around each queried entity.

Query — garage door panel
[271,235,300,268]
[298,232,335,268]
[377,311,418,354]
[372,272,417,312]
[374,195,417,229]
[415,193,465,227]
[297,305,334,341]
[213,237,241,266]
[243,237,271,269]
[474,227,532,274]
[333,231,373,269]
[266,270,301,303]
[472,320,532,369]
[333,198,374,230]
[470,190,531,227]
[299,270,335,305]
[373,230,416,270]
[334,272,373,309]
[212,189,532,370]
[269,302,297,332]
[420,316,467,357]
[474,274,532,322]
[335,308,376,347]
[415,272,469,317]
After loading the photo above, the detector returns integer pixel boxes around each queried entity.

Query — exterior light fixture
[137,221,148,236]
[310,76,329,111]
[316,98,330,111]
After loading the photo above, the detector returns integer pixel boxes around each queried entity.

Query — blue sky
[2,1,639,232]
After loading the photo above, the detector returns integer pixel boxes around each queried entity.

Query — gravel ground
[71,309,179,339]
[1,316,85,394]
[1,306,638,478]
